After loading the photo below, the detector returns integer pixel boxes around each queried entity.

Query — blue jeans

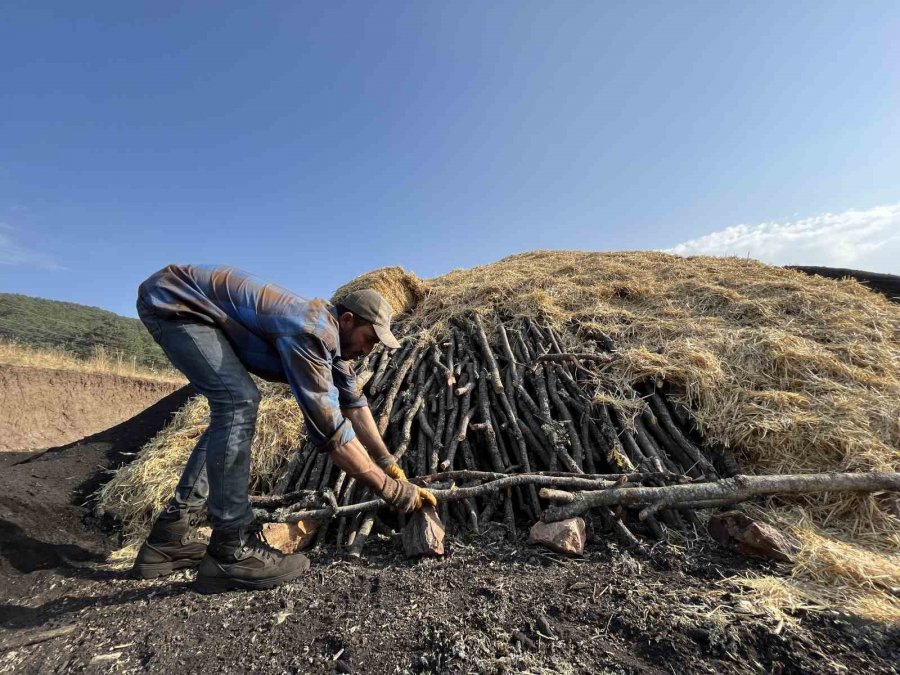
[137,298,259,532]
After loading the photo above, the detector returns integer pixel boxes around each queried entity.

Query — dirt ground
[1,393,897,674]
[0,366,184,452]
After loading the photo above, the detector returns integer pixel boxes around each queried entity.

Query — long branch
[542,472,900,521]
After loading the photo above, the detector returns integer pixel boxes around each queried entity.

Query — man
[132,264,435,593]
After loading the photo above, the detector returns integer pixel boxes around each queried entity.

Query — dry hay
[96,381,303,553]
[331,265,429,316]
[343,250,900,621]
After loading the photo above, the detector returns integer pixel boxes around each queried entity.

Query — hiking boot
[193,522,310,594]
[131,503,208,579]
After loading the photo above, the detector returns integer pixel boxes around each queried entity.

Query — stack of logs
[252,316,900,556]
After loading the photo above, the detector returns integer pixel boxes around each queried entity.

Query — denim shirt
[138,264,367,449]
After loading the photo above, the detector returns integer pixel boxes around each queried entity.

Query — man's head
[335,289,402,359]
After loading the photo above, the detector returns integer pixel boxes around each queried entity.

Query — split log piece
[348,510,376,557]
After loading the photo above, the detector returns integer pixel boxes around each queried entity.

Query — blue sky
[2,2,898,317]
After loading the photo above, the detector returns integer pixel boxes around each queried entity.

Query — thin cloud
[665,204,900,274]
[0,224,63,270]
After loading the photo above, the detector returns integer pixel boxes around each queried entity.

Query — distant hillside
[0,293,169,369]
[788,266,899,302]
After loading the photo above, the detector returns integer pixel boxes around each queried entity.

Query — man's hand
[376,454,407,481]
[381,476,438,513]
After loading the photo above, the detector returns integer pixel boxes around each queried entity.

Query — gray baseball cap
[339,289,402,349]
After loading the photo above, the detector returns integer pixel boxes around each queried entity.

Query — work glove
[375,454,407,481]
[380,476,438,513]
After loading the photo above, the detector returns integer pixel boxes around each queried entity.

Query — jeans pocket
[136,297,163,341]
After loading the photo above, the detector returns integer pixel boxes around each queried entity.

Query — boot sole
[131,558,203,580]
[193,561,310,594]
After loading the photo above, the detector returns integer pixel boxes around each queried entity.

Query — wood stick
[546,365,585,469]
[536,353,615,364]
[609,406,649,470]
[593,404,636,472]
[530,364,581,472]
[648,391,717,478]
[0,625,77,651]
[377,341,422,434]
[414,469,679,484]
[441,362,475,469]
[641,407,703,479]
[473,314,505,394]
[475,371,506,472]
[543,472,900,521]
[366,345,392,395]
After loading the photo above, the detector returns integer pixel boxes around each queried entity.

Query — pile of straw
[331,265,428,316]
[96,381,303,548]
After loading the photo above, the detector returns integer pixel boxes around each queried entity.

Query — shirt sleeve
[332,357,368,409]
[275,333,356,450]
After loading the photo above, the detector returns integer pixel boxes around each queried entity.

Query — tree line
[0,292,169,369]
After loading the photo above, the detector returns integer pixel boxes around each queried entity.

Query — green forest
[0,293,169,369]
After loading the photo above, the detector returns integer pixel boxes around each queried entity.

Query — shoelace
[243,523,281,561]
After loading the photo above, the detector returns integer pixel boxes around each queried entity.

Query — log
[536,353,615,364]
[542,472,900,521]
[647,391,717,479]
[366,346,392,395]
[377,341,422,434]
[473,314,504,393]
[401,505,445,557]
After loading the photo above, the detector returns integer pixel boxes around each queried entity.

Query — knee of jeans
[235,383,261,410]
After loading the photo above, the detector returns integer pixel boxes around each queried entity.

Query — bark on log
[543,472,900,521]
[647,391,717,478]
[377,342,422,434]
[473,314,504,394]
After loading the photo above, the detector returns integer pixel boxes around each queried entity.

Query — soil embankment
[0,365,184,452]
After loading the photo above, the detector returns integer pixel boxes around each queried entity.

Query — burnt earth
[1,399,898,674]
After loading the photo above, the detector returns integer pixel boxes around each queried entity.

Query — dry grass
[331,265,429,316]
[0,339,184,384]
[372,250,900,621]
[96,381,303,550]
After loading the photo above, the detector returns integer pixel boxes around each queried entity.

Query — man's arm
[328,436,435,513]
[275,333,431,511]
[341,405,391,462]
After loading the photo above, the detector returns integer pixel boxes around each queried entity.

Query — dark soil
[1,390,898,674]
